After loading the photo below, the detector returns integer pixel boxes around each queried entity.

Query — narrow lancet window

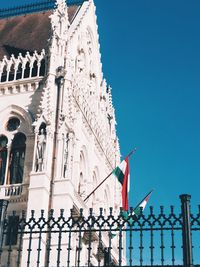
[39,59,46,76]
[0,135,8,185]
[63,134,69,178]
[16,63,22,80]
[8,133,26,184]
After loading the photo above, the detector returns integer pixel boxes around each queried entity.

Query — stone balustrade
[0,183,27,199]
[0,50,46,84]
[0,77,43,96]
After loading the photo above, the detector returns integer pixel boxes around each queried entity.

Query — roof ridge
[0,0,87,19]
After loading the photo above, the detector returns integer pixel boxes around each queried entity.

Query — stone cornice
[0,77,43,96]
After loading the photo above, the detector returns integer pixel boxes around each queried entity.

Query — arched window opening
[8,64,15,81]
[31,61,38,77]
[0,135,8,185]
[63,133,69,178]
[1,66,7,82]
[24,62,30,79]
[16,63,22,80]
[39,59,46,76]
[78,151,86,197]
[78,172,83,195]
[8,133,26,184]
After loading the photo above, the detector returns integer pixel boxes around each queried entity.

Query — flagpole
[126,148,137,158]
[132,189,154,211]
[84,171,113,202]
[83,148,137,203]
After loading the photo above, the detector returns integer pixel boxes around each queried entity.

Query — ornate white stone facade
[0,0,122,265]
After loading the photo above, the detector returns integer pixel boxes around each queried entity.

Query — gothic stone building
[0,0,122,265]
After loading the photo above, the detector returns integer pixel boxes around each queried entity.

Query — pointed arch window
[78,172,83,195]
[31,60,38,77]
[39,59,46,76]
[78,152,86,197]
[24,62,30,79]
[8,133,26,185]
[8,64,15,81]
[16,63,22,80]
[63,133,69,178]
[0,135,8,185]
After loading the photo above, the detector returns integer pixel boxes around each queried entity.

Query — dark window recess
[16,63,22,80]
[24,62,30,79]
[8,64,15,81]
[39,59,46,76]
[9,133,26,184]
[1,66,7,82]
[5,215,19,246]
[31,61,38,77]
[7,117,20,132]
[0,135,8,185]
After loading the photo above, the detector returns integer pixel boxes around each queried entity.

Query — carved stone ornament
[65,53,75,81]
[50,0,69,39]
[86,30,93,56]
[56,0,66,12]
[76,50,85,74]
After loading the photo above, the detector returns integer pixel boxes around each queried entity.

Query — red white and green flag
[112,157,130,211]
[120,190,153,221]
[133,190,153,215]
[110,190,153,239]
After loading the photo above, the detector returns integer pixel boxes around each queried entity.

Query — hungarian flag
[110,190,153,239]
[113,157,130,211]
[133,190,153,215]
[121,190,153,220]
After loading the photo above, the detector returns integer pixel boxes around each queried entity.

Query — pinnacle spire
[55,0,68,14]
[55,0,67,8]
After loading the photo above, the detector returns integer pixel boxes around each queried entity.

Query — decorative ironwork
[0,194,199,266]
[0,0,88,19]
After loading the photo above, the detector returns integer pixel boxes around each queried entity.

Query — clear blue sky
[0,0,199,209]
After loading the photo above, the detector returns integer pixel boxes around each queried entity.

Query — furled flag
[110,190,153,239]
[133,190,153,215]
[112,157,130,211]
[121,190,153,220]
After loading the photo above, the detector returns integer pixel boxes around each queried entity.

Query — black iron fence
[0,194,199,267]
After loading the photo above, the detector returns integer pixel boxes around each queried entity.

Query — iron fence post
[104,248,112,266]
[180,194,193,267]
